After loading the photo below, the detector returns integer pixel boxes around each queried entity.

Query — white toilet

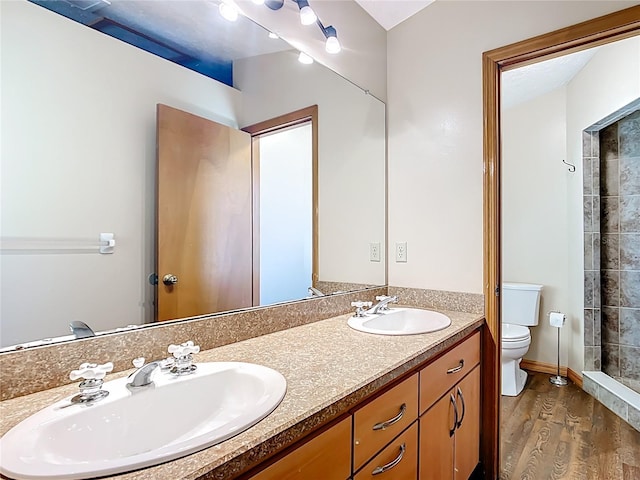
[501,282,543,396]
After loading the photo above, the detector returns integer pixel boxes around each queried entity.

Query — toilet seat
[502,323,529,342]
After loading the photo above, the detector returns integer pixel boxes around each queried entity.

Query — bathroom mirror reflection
[500,32,639,469]
[0,0,386,349]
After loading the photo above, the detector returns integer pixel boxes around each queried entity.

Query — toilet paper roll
[549,311,566,328]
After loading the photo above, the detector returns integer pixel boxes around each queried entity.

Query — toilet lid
[502,324,529,341]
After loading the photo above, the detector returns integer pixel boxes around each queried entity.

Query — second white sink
[348,307,451,335]
[0,361,287,480]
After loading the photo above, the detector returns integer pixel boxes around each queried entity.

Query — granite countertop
[0,308,484,480]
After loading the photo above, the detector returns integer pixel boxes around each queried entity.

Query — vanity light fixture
[296,0,317,25]
[219,1,239,21]
[298,51,314,64]
[322,25,341,53]
[262,0,341,55]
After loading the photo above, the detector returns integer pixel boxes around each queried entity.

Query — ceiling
[502,48,600,110]
[30,0,606,105]
[354,0,435,31]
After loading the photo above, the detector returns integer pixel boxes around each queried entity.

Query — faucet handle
[376,295,391,301]
[351,301,372,318]
[132,357,146,368]
[69,362,113,381]
[168,341,199,376]
[168,340,200,358]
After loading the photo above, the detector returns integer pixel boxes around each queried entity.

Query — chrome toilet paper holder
[548,310,568,387]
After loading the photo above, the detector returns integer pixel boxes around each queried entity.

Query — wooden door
[454,367,480,480]
[419,392,455,480]
[156,104,252,321]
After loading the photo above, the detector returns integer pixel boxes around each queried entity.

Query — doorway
[482,7,640,478]
[243,105,319,306]
[256,122,313,305]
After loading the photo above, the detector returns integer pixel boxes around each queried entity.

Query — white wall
[566,36,640,373]
[234,51,386,286]
[236,0,387,102]
[259,124,313,305]
[387,0,638,296]
[0,0,242,346]
[502,88,570,366]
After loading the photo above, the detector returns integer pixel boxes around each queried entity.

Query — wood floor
[500,372,640,480]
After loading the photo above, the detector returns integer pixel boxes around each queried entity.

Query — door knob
[162,274,178,286]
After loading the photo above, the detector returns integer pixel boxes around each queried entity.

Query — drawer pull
[371,443,406,475]
[456,386,466,428]
[372,403,406,431]
[446,359,464,374]
[449,394,458,437]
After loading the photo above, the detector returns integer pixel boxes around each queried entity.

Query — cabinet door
[419,393,455,480]
[250,417,351,480]
[354,422,418,480]
[454,367,480,480]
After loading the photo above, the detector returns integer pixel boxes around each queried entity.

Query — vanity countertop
[0,308,484,480]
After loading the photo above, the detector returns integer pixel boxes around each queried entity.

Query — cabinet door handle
[372,403,406,431]
[449,394,458,437]
[372,443,406,475]
[447,359,464,374]
[456,387,466,428]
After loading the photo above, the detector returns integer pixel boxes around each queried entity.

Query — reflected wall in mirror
[0,0,386,348]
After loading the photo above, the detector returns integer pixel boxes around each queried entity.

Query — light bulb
[298,52,314,64]
[219,2,238,21]
[325,36,341,54]
[299,5,317,25]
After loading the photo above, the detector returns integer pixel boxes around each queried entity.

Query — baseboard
[520,359,567,376]
[567,368,583,388]
[519,359,583,388]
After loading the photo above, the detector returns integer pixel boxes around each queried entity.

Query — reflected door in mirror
[156,104,252,321]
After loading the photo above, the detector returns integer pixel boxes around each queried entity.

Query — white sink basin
[0,362,287,480]
[347,307,451,335]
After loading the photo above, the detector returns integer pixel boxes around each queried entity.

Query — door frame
[482,6,640,478]
[243,105,319,305]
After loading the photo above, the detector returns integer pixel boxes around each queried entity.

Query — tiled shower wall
[583,130,602,371]
[583,107,640,394]
[600,111,640,392]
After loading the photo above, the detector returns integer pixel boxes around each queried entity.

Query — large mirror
[0,0,386,349]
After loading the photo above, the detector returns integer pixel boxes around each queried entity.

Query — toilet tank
[502,282,543,326]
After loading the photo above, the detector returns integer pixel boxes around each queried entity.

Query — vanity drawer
[354,421,418,480]
[419,331,480,414]
[250,417,351,480]
[353,373,418,471]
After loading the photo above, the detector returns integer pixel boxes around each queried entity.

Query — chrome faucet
[69,321,95,339]
[368,295,398,314]
[128,341,200,389]
[308,286,325,297]
[128,359,163,389]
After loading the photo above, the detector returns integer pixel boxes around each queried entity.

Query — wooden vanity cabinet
[353,373,418,471]
[418,331,481,480]
[248,330,480,480]
[354,421,418,480]
[250,416,351,480]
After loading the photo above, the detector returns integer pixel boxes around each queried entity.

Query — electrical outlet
[396,242,407,262]
[370,242,381,262]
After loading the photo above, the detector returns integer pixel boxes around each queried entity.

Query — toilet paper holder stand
[549,310,568,387]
